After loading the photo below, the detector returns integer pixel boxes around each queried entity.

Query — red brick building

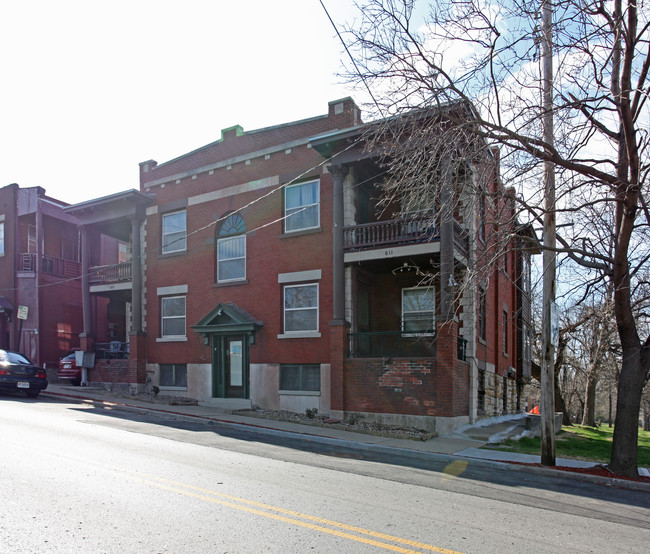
[0,184,84,369]
[65,98,536,433]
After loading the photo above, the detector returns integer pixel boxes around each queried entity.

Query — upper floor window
[162,210,186,254]
[161,296,186,338]
[217,213,246,282]
[0,222,4,256]
[402,287,435,335]
[285,180,319,232]
[284,283,318,332]
[28,224,37,253]
[522,255,531,294]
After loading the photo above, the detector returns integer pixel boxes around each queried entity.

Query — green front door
[212,334,249,398]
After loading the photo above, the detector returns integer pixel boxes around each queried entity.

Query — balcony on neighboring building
[17,253,81,278]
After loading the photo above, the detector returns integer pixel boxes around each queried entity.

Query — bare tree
[344,0,650,476]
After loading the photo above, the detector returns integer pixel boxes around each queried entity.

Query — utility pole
[540,0,556,466]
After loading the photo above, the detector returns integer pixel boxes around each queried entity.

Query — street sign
[17,305,28,320]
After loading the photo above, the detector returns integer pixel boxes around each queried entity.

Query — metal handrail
[347,330,436,358]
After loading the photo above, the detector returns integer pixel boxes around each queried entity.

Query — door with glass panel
[212,335,248,398]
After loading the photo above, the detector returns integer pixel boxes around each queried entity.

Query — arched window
[216,213,246,282]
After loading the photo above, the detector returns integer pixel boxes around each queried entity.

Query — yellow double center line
[125,469,463,553]
[7,437,463,553]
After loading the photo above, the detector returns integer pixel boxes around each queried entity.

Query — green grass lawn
[485,424,650,467]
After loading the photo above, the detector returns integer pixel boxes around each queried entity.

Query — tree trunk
[581,375,598,427]
[555,376,571,426]
[609,345,646,477]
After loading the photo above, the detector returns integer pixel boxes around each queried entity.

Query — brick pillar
[128,331,147,383]
[329,321,349,412]
[435,320,458,417]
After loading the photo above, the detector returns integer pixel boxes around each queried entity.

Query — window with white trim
[162,210,187,254]
[161,296,186,337]
[160,363,187,389]
[284,180,320,232]
[0,222,4,256]
[217,213,246,282]
[401,287,435,335]
[280,364,320,392]
[284,283,318,332]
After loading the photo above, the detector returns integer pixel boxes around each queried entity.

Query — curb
[42,390,650,493]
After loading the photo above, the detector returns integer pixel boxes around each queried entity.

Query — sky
[0,0,363,204]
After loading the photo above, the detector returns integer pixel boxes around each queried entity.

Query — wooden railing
[343,217,438,251]
[89,262,132,284]
[343,217,470,256]
[17,253,81,278]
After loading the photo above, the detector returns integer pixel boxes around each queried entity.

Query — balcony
[348,331,437,358]
[343,217,469,258]
[343,217,437,252]
[17,253,81,278]
[89,262,132,285]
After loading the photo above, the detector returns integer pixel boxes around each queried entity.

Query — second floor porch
[343,216,469,263]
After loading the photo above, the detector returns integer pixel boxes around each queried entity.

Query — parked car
[0,349,48,398]
[57,351,81,386]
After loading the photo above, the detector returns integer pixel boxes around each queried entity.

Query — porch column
[330,164,349,325]
[80,225,93,339]
[130,214,143,334]
[439,157,455,321]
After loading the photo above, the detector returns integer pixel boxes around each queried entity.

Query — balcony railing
[344,217,470,256]
[89,262,132,284]
[343,217,438,252]
[94,341,129,360]
[348,331,437,358]
[17,253,81,278]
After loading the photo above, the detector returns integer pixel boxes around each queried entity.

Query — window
[0,222,4,256]
[503,309,509,355]
[118,242,128,263]
[478,287,487,341]
[217,213,246,282]
[162,210,186,254]
[160,363,187,388]
[161,296,186,337]
[28,224,37,253]
[285,180,319,232]
[284,284,318,332]
[402,287,435,335]
[522,255,531,294]
[280,364,320,392]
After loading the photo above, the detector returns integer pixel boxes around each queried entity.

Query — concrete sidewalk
[41,384,649,491]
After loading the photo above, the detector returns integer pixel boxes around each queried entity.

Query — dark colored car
[57,352,81,386]
[0,349,48,398]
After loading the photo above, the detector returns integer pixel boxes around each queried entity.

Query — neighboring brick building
[64,98,537,433]
[0,184,84,369]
